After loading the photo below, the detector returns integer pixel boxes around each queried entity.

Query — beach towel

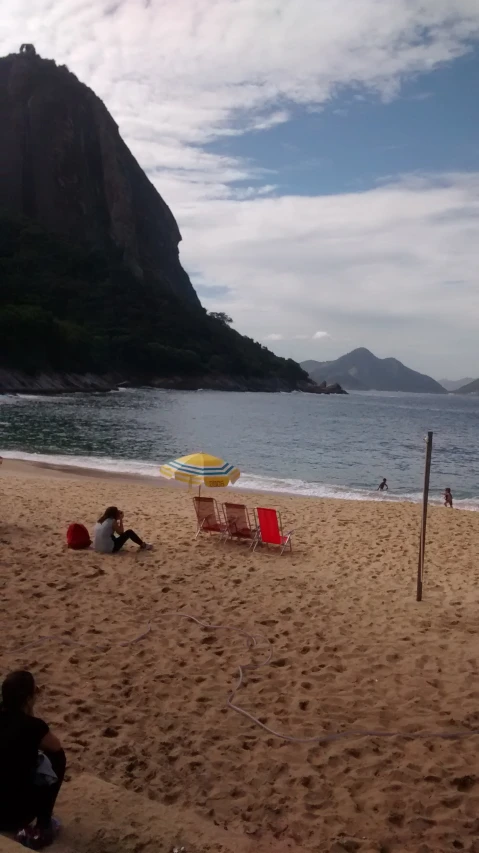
[66,523,91,550]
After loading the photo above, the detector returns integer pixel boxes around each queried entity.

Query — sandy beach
[2,458,479,853]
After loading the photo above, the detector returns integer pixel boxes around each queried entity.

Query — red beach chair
[193,496,227,539]
[222,502,256,543]
[253,507,293,554]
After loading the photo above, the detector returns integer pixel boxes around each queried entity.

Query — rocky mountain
[439,378,474,392]
[454,378,479,394]
[301,348,447,393]
[0,47,307,392]
[0,45,198,305]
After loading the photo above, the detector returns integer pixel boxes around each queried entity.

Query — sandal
[15,817,60,850]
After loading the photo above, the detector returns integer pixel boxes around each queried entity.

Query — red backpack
[67,523,91,550]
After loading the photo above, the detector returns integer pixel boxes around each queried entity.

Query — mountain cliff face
[0,48,309,392]
[301,348,446,393]
[0,47,198,305]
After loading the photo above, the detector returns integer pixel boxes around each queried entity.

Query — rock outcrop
[0,48,198,305]
[0,370,345,395]
[0,368,118,394]
[299,380,347,395]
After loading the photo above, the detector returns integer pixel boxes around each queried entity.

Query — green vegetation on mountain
[0,48,307,389]
[0,216,306,384]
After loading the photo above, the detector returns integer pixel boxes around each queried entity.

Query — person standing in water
[444,487,453,508]
[377,478,388,492]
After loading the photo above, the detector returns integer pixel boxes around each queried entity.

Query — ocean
[1,388,478,509]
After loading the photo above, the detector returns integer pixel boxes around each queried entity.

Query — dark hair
[445,487,451,492]
[1,671,35,712]
[98,506,120,524]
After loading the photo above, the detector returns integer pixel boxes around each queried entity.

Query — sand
[1,458,479,853]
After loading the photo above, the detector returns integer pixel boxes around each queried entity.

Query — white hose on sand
[5,612,479,744]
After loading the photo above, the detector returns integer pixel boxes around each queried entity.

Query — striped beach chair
[193,496,228,540]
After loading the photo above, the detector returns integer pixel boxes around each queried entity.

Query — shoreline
[0,455,429,507]
[0,368,346,396]
[1,453,478,511]
[0,457,353,507]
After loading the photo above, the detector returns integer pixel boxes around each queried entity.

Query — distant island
[301,348,447,394]
[0,47,324,396]
[439,377,474,392]
[453,378,479,395]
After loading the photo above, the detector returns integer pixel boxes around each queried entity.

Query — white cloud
[313,331,331,340]
[263,334,284,341]
[1,1,479,373]
[2,0,479,202]
[179,172,479,374]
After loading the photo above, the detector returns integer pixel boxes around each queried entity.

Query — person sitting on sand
[0,670,66,850]
[93,506,151,553]
[377,478,388,492]
[444,487,453,508]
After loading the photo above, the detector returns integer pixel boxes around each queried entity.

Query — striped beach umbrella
[160,452,240,489]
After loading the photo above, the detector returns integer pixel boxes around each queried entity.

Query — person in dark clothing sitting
[0,671,66,850]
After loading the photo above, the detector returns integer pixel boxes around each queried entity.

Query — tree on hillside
[209,312,233,326]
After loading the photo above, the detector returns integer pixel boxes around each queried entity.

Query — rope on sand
[5,612,479,744]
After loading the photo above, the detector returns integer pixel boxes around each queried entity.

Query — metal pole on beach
[416,431,433,602]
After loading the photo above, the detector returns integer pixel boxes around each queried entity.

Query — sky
[1,0,478,379]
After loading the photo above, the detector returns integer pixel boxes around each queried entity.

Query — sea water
[1,388,478,509]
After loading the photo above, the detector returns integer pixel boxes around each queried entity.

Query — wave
[0,395,22,405]
[237,472,479,510]
[2,449,478,511]
[0,394,75,404]
[0,450,160,478]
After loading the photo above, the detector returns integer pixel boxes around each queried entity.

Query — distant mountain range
[301,348,446,393]
[453,378,479,395]
[439,378,474,391]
